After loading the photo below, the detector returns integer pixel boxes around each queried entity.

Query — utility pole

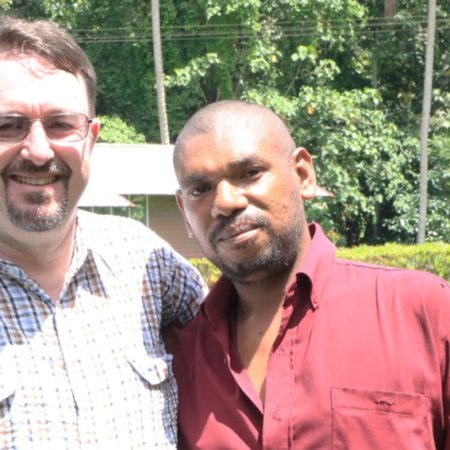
[384,0,396,19]
[152,0,170,144]
[417,0,436,243]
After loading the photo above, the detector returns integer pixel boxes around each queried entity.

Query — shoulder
[334,258,448,293]
[77,209,176,255]
[78,209,158,241]
[332,258,450,322]
[76,210,198,276]
[164,276,235,348]
[165,308,206,336]
[164,310,208,352]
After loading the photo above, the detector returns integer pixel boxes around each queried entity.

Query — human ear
[90,118,101,143]
[176,189,194,238]
[291,147,316,200]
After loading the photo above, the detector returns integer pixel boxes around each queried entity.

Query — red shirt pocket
[331,387,433,450]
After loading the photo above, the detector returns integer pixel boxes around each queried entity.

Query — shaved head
[173,100,316,283]
[173,100,296,176]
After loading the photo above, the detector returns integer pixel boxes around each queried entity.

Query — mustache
[2,159,72,178]
[209,212,270,244]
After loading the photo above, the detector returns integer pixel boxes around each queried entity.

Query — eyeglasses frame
[0,112,93,144]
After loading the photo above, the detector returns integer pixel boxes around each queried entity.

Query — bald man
[164,100,450,449]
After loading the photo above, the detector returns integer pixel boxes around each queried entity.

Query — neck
[0,218,77,302]
[234,268,294,317]
[234,224,311,316]
[232,226,311,402]
[233,260,301,403]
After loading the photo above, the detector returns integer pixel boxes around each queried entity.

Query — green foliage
[7,0,449,245]
[191,242,450,287]
[189,258,222,287]
[33,0,160,140]
[97,115,146,144]
[0,0,12,10]
[296,86,417,245]
[426,90,450,242]
[336,242,450,281]
[165,53,220,88]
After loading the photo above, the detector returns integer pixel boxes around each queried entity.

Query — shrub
[190,258,222,287]
[191,242,449,287]
[336,242,449,281]
[97,115,146,144]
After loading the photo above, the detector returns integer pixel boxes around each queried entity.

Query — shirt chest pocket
[125,349,176,414]
[108,349,178,444]
[127,351,171,385]
[331,387,433,450]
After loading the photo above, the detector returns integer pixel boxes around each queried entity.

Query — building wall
[147,195,204,259]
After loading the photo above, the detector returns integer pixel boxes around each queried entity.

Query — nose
[19,121,55,166]
[211,180,248,219]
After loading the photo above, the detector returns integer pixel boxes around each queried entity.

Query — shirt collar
[202,222,337,323]
[52,210,91,301]
[202,276,238,325]
[295,223,336,309]
[0,210,92,302]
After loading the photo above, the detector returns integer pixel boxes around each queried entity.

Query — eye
[242,166,264,179]
[44,115,84,141]
[190,183,212,198]
[0,116,23,133]
[46,115,78,132]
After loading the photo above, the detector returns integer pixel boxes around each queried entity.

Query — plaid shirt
[0,210,206,449]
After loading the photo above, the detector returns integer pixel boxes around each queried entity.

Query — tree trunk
[152,0,170,144]
[384,0,396,19]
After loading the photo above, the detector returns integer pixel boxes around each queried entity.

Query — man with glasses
[0,16,205,448]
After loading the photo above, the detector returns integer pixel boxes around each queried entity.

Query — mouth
[211,214,271,249]
[217,222,260,245]
[1,159,71,189]
[11,175,60,186]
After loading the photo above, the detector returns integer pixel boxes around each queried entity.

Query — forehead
[0,54,89,114]
[176,123,287,183]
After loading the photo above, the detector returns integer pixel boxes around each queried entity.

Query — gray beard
[6,191,69,232]
[1,159,71,232]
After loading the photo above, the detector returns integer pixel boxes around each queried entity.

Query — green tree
[96,115,146,144]
[4,0,448,244]
[0,0,12,11]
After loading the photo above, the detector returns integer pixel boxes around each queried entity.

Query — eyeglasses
[0,113,93,144]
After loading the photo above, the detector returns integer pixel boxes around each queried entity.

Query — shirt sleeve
[156,245,208,327]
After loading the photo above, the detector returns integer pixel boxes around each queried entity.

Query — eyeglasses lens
[44,114,87,142]
[0,114,89,143]
[0,116,28,142]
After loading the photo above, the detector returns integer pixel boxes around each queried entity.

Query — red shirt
[165,224,450,449]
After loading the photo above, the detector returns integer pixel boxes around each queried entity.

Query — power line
[73,17,450,44]
[69,14,445,33]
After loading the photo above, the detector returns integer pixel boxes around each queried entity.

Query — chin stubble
[7,193,69,232]
[2,159,71,232]
[211,218,303,282]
